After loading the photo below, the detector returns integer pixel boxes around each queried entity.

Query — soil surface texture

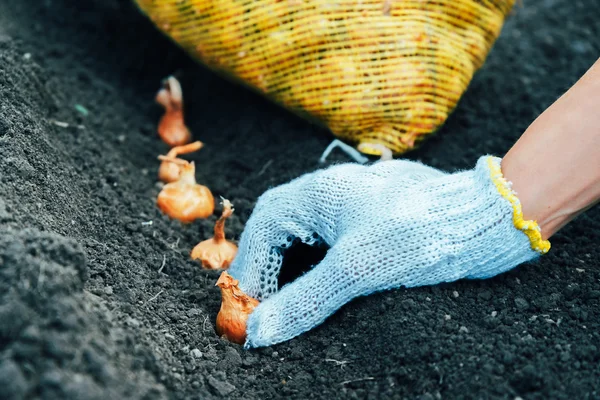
[1,1,599,399]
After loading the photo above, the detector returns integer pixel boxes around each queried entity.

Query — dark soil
[1,0,599,399]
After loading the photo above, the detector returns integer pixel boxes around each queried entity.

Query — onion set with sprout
[156,76,191,147]
[158,140,204,183]
[192,198,238,270]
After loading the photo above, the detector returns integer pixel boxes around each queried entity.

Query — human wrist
[501,151,597,241]
[500,58,600,240]
[500,157,568,240]
[483,157,550,254]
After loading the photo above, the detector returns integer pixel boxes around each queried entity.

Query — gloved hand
[228,156,550,348]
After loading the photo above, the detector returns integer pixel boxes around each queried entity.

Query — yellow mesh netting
[134,0,515,156]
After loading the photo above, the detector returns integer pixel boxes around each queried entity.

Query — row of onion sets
[153,76,258,345]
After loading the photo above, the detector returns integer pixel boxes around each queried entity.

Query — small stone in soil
[191,349,202,358]
[242,355,258,367]
[478,290,492,300]
[515,297,529,311]
[126,318,141,328]
[207,376,236,397]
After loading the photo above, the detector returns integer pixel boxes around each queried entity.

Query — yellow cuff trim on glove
[487,157,551,255]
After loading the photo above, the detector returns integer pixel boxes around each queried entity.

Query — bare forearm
[502,57,600,240]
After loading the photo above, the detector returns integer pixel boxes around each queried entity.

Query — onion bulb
[156,159,214,222]
[191,198,237,269]
[156,76,191,147]
[158,140,204,183]
[215,271,259,345]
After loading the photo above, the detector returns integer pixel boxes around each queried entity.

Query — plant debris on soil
[1,1,599,399]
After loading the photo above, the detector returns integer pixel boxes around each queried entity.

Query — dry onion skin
[215,271,259,345]
[156,159,214,223]
[156,76,192,147]
[158,140,204,183]
[191,198,237,270]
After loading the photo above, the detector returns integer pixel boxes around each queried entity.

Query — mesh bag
[134,0,515,156]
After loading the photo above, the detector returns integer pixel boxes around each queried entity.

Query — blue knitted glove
[228,156,550,348]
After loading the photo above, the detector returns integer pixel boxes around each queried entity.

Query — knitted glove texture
[228,156,550,348]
